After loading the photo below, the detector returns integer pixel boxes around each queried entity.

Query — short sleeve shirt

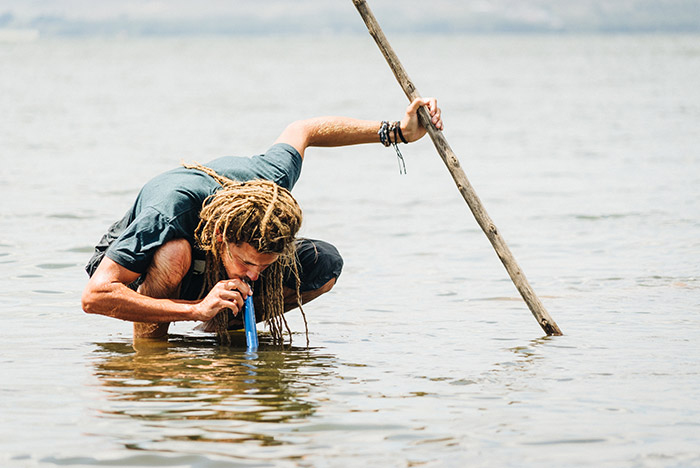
[105,143,302,274]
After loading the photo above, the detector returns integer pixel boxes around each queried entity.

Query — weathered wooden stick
[352,0,562,336]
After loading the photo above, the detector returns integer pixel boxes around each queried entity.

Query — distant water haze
[1,0,699,35]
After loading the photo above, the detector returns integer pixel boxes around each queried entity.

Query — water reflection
[89,335,338,455]
[507,336,553,360]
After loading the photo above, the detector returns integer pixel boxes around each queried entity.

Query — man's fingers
[208,281,247,316]
[423,98,443,129]
[423,98,443,130]
[426,97,438,113]
[220,288,244,308]
[406,97,443,130]
[432,109,443,130]
[221,279,252,297]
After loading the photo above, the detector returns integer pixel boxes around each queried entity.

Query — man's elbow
[284,119,311,137]
[81,285,103,315]
[275,120,311,156]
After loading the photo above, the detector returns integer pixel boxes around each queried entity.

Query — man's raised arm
[274,97,443,158]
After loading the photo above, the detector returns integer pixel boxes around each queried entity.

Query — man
[81,97,443,341]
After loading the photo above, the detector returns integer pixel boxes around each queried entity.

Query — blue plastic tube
[243,294,259,351]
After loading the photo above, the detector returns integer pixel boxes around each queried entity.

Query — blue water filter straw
[243,294,259,351]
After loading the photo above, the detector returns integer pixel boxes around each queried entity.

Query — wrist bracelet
[378,121,391,147]
[378,120,407,174]
[396,122,408,144]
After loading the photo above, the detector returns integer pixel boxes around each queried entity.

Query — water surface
[1,34,699,467]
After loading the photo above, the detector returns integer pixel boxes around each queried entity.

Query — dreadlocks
[183,162,305,345]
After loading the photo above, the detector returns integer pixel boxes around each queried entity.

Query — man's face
[222,242,279,282]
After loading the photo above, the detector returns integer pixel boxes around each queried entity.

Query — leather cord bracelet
[378,120,407,174]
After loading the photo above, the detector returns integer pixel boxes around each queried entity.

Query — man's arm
[275,97,443,158]
[81,257,249,324]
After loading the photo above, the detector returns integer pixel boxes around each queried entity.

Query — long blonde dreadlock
[183,162,306,345]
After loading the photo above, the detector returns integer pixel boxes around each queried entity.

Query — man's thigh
[286,238,344,293]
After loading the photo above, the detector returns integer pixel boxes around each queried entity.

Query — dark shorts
[86,237,343,301]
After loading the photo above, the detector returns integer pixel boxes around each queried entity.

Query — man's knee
[294,238,343,294]
[316,277,337,295]
[154,238,192,274]
[139,238,192,298]
[284,277,337,312]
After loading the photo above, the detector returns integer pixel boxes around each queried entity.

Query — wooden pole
[352,0,563,336]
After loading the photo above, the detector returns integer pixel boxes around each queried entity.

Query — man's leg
[283,278,337,311]
[134,238,192,339]
[273,238,343,314]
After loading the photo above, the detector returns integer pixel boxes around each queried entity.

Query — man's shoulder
[136,168,217,218]
[205,143,303,190]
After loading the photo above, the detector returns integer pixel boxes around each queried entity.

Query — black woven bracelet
[396,122,408,144]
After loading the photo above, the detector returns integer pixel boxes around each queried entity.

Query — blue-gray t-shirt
[104,143,302,274]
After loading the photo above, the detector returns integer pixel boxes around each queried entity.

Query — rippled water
[1,34,699,467]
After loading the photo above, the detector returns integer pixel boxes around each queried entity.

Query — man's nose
[246,270,259,282]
